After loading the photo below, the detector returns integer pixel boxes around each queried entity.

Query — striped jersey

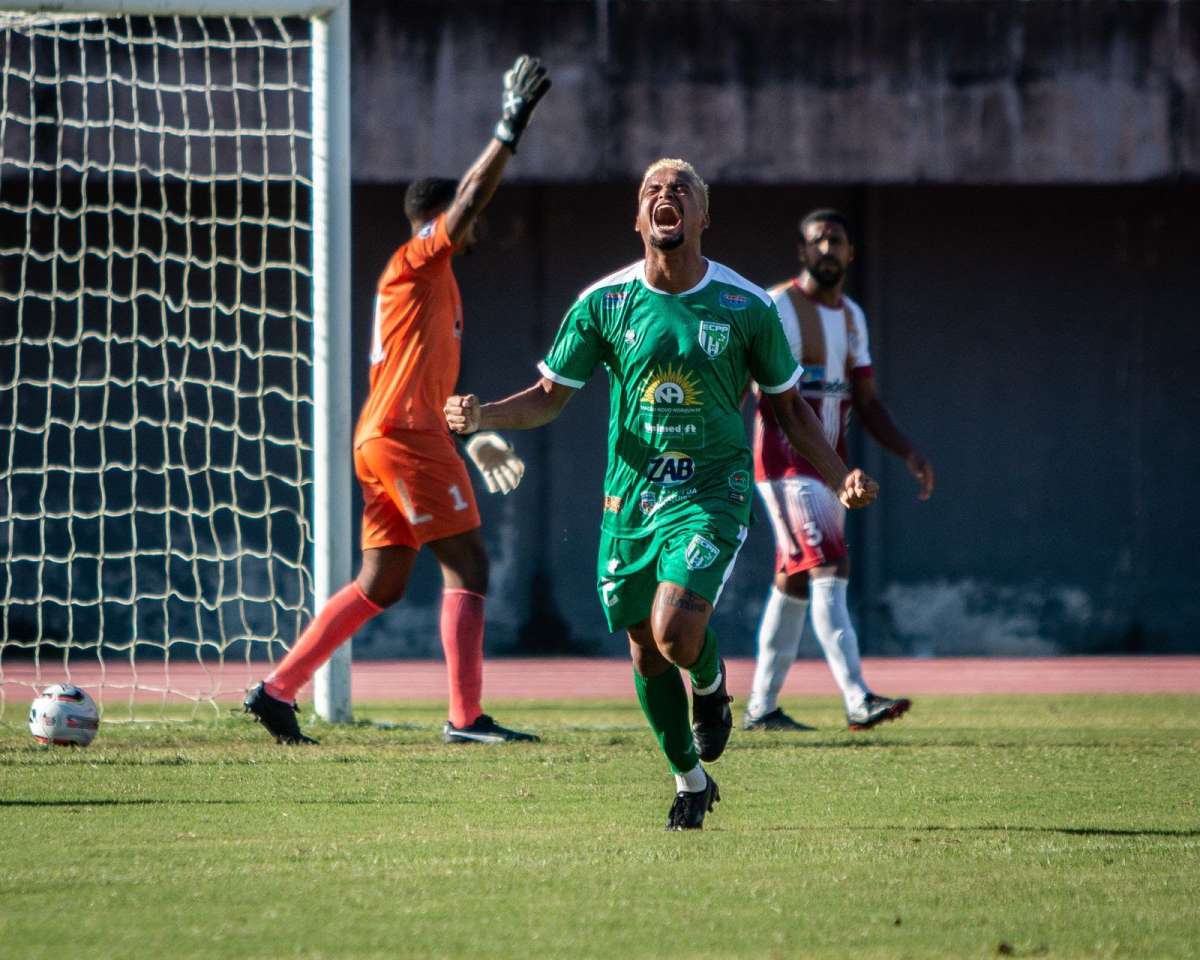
[754,278,873,482]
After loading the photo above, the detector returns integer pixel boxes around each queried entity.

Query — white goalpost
[0,1,353,721]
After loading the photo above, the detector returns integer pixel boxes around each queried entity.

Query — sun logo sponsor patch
[698,320,731,358]
[719,291,750,310]
[684,534,720,571]
[641,364,703,406]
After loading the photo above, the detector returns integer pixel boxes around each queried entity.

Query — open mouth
[652,203,682,230]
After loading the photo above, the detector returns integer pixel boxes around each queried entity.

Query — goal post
[308,0,352,723]
[0,1,353,721]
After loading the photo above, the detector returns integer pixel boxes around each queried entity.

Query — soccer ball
[28,684,100,747]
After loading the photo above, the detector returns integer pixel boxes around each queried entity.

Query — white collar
[638,258,714,297]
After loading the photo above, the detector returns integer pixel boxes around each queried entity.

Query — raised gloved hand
[494,54,551,153]
[465,431,525,495]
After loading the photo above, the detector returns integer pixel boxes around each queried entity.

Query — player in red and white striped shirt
[746,209,935,731]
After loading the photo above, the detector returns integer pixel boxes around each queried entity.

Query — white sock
[747,587,808,718]
[675,764,708,793]
[809,576,869,712]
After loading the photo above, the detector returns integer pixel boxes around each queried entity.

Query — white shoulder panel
[575,260,643,302]
[709,261,773,306]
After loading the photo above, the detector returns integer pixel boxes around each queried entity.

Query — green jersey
[539,258,801,538]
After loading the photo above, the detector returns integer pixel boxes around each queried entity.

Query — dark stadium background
[345,0,1200,659]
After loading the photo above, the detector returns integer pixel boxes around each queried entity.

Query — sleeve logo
[719,291,750,310]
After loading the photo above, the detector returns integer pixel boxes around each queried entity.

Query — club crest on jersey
[646,451,695,487]
[639,491,657,516]
[719,291,750,311]
[698,320,731,358]
[684,535,720,571]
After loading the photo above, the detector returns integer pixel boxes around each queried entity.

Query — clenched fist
[838,468,879,509]
[444,394,481,435]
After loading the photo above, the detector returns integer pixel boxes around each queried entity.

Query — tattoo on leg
[661,586,708,613]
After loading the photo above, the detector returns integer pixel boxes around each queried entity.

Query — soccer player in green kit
[445,159,878,829]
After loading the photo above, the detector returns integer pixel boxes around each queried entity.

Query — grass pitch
[1,695,1197,960]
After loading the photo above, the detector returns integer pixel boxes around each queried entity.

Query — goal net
[0,5,349,719]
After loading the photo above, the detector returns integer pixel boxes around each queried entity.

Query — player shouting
[445,160,878,829]
[244,56,551,745]
[744,209,935,732]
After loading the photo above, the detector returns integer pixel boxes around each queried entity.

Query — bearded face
[800,220,853,290]
[809,256,845,288]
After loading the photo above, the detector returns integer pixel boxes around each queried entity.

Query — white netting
[0,12,316,717]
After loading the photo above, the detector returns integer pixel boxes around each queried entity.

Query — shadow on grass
[982,825,1200,838]
[0,797,426,807]
[868,824,1200,838]
[736,738,1194,751]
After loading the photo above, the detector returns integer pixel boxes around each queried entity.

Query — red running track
[2,657,1199,704]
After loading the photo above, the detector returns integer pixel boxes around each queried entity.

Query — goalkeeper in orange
[244,56,551,745]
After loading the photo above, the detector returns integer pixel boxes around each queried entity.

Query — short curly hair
[404,177,458,224]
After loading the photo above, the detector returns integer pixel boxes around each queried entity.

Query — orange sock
[265,582,382,702]
[441,588,485,728]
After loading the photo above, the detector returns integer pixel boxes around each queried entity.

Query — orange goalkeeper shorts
[354,430,481,551]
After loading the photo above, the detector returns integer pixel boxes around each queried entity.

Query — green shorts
[595,511,749,632]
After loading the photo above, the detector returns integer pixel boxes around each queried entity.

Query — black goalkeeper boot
[443,714,540,744]
[244,682,318,744]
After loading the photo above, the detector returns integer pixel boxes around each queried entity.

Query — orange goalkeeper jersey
[353,213,463,443]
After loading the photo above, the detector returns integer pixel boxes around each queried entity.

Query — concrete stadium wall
[340,0,1200,658]
[347,180,1200,658]
[350,0,1200,184]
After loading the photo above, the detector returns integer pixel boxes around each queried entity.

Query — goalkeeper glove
[494,55,551,153]
[465,432,525,495]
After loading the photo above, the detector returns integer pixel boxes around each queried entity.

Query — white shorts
[756,476,848,574]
